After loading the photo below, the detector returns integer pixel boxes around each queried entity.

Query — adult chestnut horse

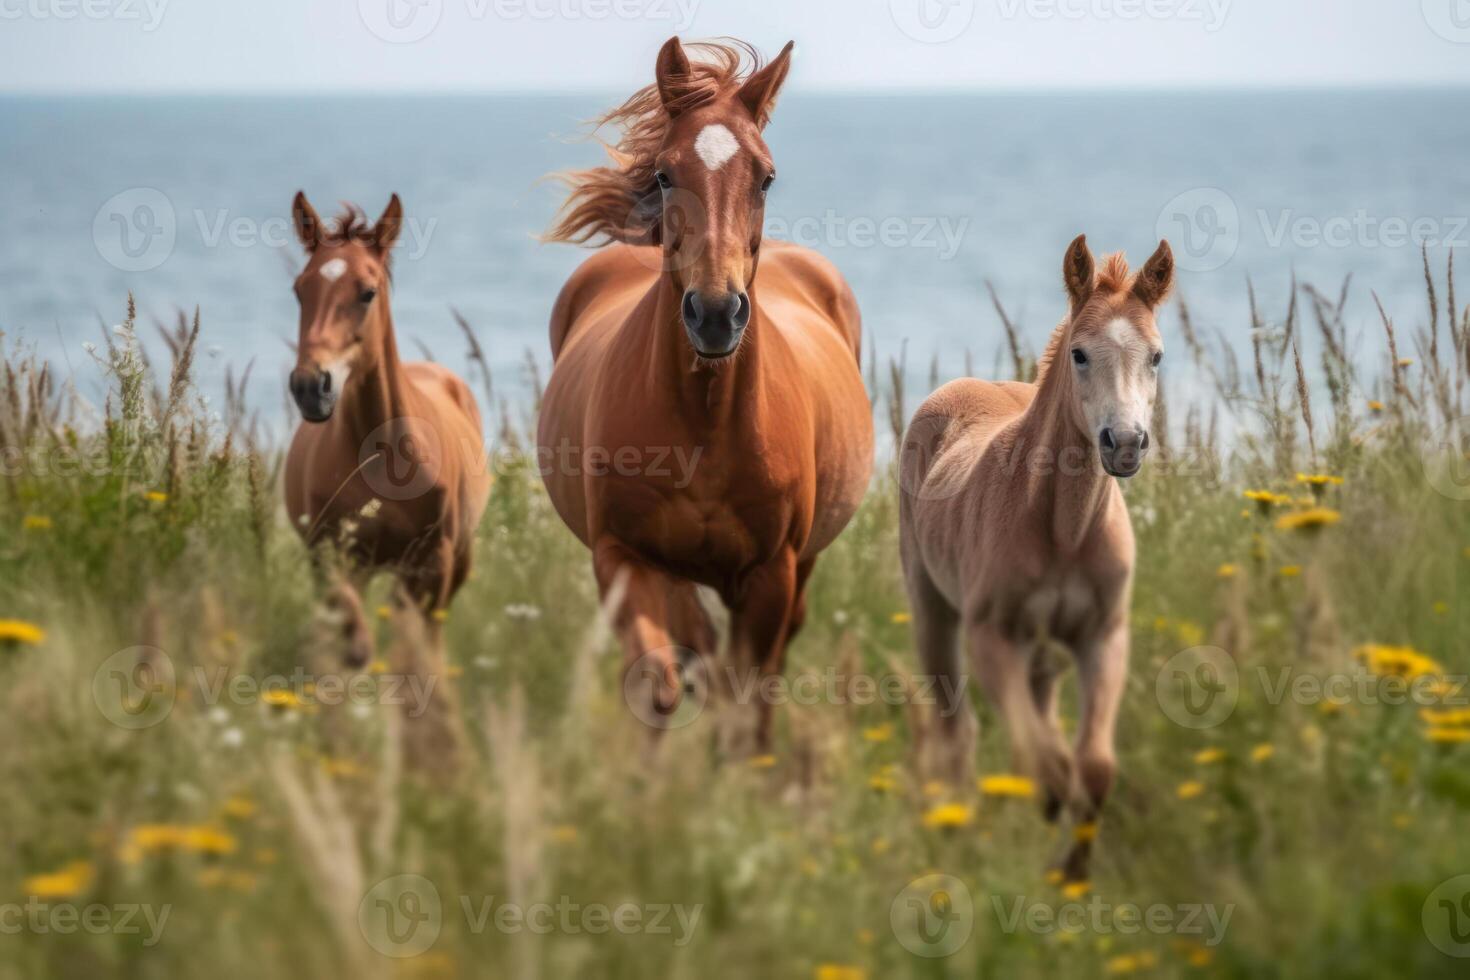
[899,235,1173,881]
[284,193,490,663]
[539,39,873,748]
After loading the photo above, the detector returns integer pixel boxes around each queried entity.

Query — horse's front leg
[593,537,689,730]
[726,550,798,756]
[1058,618,1128,882]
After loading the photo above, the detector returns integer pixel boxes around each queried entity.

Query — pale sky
[2,0,1469,92]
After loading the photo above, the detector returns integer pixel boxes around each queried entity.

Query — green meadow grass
[1,274,1470,980]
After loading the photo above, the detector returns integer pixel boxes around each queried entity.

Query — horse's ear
[372,194,403,255]
[1132,239,1175,309]
[292,191,322,252]
[1063,234,1095,308]
[738,41,794,129]
[655,36,695,116]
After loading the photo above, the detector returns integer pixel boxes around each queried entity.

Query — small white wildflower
[350,703,373,721]
[220,726,244,748]
[359,499,382,519]
[504,604,542,621]
[832,610,849,626]
[207,706,230,726]
[473,655,496,670]
[297,514,310,527]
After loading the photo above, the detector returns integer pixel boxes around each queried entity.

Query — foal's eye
[654,171,672,191]
[1152,351,1163,367]
[358,287,378,305]
[1072,349,1088,366]
[760,173,776,194]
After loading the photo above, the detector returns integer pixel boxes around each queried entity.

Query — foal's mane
[543,40,765,247]
[1034,252,1134,384]
[318,205,394,274]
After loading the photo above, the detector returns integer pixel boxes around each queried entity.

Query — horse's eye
[1072,348,1088,366]
[654,171,672,191]
[761,173,776,193]
[1152,350,1163,367]
[358,287,378,305]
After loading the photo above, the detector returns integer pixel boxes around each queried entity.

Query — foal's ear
[655,36,695,116]
[1132,239,1175,309]
[372,194,404,256]
[292,191,323,252]
[738,41,794,129]
[1063,234,1095,308]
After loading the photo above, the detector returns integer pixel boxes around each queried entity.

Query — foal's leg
[593,538,689,726]
[1029,649,1075,822]
[968,623,1074,814]
[1058,621,1128,882]
[906,565,974,785]
[726,550,798,755]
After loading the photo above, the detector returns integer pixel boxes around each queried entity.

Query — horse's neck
[341,305,416,438]
[1014,321,1112,553]
[646,278,768,426]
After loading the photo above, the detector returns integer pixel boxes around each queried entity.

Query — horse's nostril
[682,291,703,328]
[733,292,751,328]
[1139,430,1150,451]
[320,371,331,394]
[1099,428,1117,452]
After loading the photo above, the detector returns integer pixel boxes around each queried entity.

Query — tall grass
[0,262,1468,979]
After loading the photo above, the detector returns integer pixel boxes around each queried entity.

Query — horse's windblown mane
[1035,251,1134,383]
[543,39,764,247]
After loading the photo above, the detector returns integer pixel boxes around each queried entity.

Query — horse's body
[283,194,490,662]
[899,235,1173,880]
[539,39,873,746]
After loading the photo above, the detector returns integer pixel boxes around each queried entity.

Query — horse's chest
[984,569,1103,647]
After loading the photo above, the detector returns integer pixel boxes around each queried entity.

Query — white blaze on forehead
[694,124,740,171]
[319,258,348,282]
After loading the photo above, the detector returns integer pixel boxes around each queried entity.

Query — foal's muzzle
[290,367,337,423]
[681,289,751,359]
[1099,426,1150,478]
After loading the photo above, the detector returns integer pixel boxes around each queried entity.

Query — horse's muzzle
[1099,426,1149,478]
[290,367,337,423]
[681,289,750,359]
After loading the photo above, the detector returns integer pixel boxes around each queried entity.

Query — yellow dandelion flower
[260,688,303,710]
[1186,946,1213,967]
[1243,489,1288,508]
[1353,644,1443,679]
[921,803,974,829]
[1104,951,1159,974]
[1426,728,1470,744]
[181,825,238,856]
[1045,868,1065,885]
[367,659,389,675]
[814,966,867,980]
[0,619,46,646]
[144,490,168,503]
[868,773,899,794]
[1278,565,1302,578]
[1216,563,1239,579]
[890,611,912,624]
[1367,400,1384,413]
[748,754,777,769]
[1193,747,1226,765]
[1177,780,1205,800]
[24,861,93,899]
[1072,822,1098,843]
[1250,743,1275,763]
[22,515,52,530]
[862,723,894,743]
[375,605,392,621]
[1275,507,1341,532]
[1398,357,1414,367]
[1420,707,1470,727]
[1061,880,1092,899]
[1176,621,1205,646]
[431,608,449,623]
[978,774,1036,799]
[1295,473,1344,487]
